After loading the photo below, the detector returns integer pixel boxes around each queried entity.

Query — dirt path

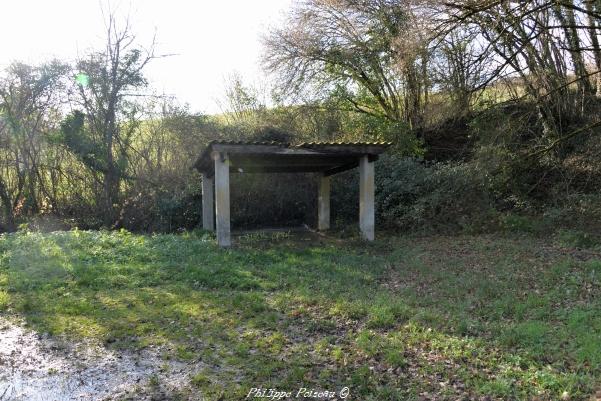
[0,317,202,401]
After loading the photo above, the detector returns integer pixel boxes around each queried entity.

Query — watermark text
[246,387,350,399]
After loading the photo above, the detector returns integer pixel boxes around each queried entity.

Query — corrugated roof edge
[193,140,392,172]
[295,141,392,147]
[205,140,392,147]
[207,140,290,146]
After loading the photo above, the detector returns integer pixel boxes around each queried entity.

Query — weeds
[0,230,599,400]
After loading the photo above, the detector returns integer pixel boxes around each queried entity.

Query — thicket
[2,1,601,237]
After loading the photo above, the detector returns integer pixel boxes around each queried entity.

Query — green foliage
[500,214,546,234]
[60,111,108,173]
[328,155,499,232]
[264,0,411,124]
[0,290,7,311]
[343,113,423,156]
[376,156,495,231]
[543,194,601,232]
[4,0,601,243]
[190,371,211,387]
[1,231,600,399]
[555,229,600,250]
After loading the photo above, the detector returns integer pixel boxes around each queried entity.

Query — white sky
[0,0,293,114]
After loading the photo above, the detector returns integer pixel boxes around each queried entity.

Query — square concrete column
[201,174,214,231]
[359,155,375,241]
[317,174,331,231]
[214,153,231,247]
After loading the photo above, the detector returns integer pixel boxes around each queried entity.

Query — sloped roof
[194,140,390,176]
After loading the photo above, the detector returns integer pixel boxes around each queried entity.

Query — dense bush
[376,156,496,232]
[326,155,497,233]
[8,95,601,236]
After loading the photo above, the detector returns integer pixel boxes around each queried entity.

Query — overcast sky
[0,0,293,114]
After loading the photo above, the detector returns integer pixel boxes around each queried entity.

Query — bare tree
[433,0,601,149]
[66,12,159,226]
[216,72,268,126]
[434,28,488,115]
[263,0,410,124]
[0,61,68,231]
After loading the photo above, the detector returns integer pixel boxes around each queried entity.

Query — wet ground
[0,317,202,401]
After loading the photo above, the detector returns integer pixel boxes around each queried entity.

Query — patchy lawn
[0,230,600,400]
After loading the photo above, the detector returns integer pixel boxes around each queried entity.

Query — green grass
[0,230,600,400]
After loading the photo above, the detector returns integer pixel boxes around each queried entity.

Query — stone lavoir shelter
[194,141,390,247]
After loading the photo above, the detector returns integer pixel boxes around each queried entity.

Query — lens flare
[75,73,89,87]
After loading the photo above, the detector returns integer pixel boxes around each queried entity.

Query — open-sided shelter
[194,141,390,247]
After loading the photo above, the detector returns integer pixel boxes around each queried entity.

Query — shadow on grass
[379,235,601,399]
[0,230,600,400]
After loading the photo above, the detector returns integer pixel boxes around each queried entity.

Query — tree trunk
[586,1,601,97]
[554,3,593,98]
[0,179,16,232]
[102,98,119,227]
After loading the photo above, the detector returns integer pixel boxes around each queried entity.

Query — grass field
[0,230,600,400]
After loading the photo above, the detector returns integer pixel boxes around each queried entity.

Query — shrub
[555,229,600,250]
[375,156,496,232]
[543,194,601,233]
[500,214,545,234]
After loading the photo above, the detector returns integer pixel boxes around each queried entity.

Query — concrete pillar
[214,153,231,247]
[201,174,214,231]
[317,174,330,231]
[359,156,375,241]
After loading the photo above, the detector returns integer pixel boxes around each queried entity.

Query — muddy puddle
[0,318,203,400]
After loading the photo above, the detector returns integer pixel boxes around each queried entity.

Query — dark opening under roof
[194,141,391,176]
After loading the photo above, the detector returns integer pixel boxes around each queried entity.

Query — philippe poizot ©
[246,387,350,400]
